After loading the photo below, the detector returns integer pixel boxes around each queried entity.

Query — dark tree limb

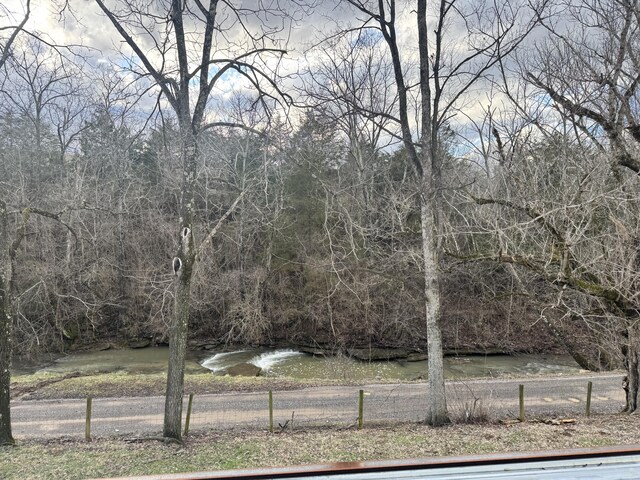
[0,0,30,70]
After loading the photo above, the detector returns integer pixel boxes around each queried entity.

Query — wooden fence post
[358,389,364,429]
[184,393,194,436]
[85,397,92,442]
[519,385,525,422]
[586,381,593,417]
[268,390,274,433]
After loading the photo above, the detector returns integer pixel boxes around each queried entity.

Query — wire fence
[10,375,626,440]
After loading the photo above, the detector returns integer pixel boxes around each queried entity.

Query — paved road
[11,373,626,439]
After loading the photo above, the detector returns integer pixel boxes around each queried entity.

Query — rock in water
[298,345,330,357]
[128,338,151,349]
[226,363,262,377]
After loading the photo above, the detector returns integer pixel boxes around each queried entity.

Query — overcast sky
[2,0,552,158]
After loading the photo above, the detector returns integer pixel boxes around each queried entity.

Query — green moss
[572,278,622,304]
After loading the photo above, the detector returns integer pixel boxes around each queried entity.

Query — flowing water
[200,349,583,381]
[12,347,204,376]
[13,347,583,380]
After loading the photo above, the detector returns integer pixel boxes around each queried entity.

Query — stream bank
[13,345,584,382]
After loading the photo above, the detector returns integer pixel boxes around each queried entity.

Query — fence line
[10,376,626,440]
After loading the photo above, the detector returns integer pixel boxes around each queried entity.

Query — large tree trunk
[623,326,640,413]
[416,0,448,427]
[0,200,14,445]
[163,228,192,440]
[421,196,448,426]
[163,129,197,441]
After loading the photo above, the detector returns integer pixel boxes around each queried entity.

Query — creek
[13,347,584,381]
[201,349,582,380]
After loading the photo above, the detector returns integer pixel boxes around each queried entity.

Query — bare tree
[0,38,90,194]
[0,0,32,447]
[93,0,299,441]
[523,0,640,175]
[0,200,14,445]
[303,30,398,222]
[462,0,640,412]
[457,124,640,399]
[338,0,548,425]
[299,33,416,349]
[0,0,30,71]
[0,202,76,445]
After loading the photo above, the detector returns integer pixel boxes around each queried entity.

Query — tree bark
[363,0,449,425]
[0,200,14,445]
[163,246,191,440]
[163,128,197,441]
[420,197,448,425]
[623,325,640,413]
[161,0,200,440]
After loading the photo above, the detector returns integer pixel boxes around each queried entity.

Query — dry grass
[11,371,343,400]
[2,414,640,479]
[11,370,416,401]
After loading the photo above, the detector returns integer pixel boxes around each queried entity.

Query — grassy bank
[11,365,598,401]
[2,415,640,479]
[10,370,361,401]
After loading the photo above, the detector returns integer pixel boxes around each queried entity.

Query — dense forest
[1,0,640,439]
[0,40,558,358]
[0,68,547,355]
